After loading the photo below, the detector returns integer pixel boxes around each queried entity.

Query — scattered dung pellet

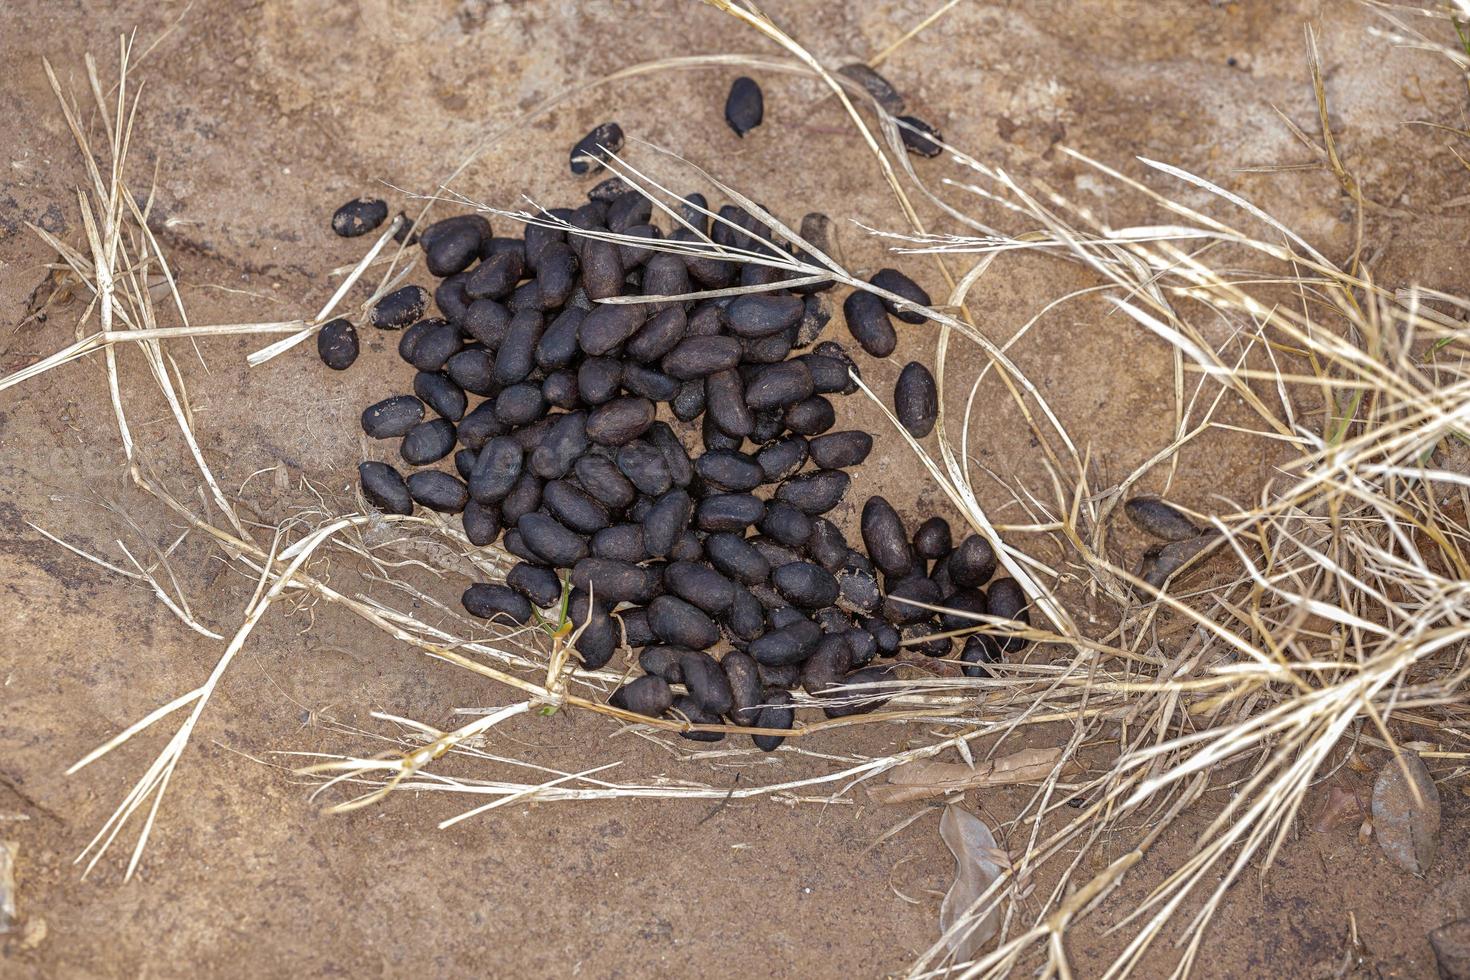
[571,558,662,604]
[569,121,625,175]
[861,496,914,576]
[773,561,840,608]
[544,480,611,534]
[518,512,589,568]
[697,450,765,493]
[648,595,720,650]
[369,285,431,330]
[506,563,562,609]
[359,461,413,515]
[759,500,812,547]
[914,516,952,560]
[751,690,795,751]
[679,650,734,714]
[462,582,532,625]
[696,493,766,532]
[726,294,803,338]
[949,534,997,588]
[836,63,906,114]
[665,561,736,615]
[774,469,850,514]
[959,634,1000,678]
[745,360,814,410]
[672,695,725,741]
[462,498,501,546]
[757,436,809,483]
[662,335,743,379]
[986,578,1031,651]
[807,430,872,469]
[842,290,896,358]
[407,470,469,513]
[1138,534,1212,590]
[894,361,938,437]
[586,396,656,445]
[871,268,932,324]
[795,294,831,346]
[413,371,467,422]
[610,674,674,718]
[897,115,943,157]
[331,197,389,237]
[1124,496,1201,542]
[749,618,821,666]
[882,574,943,625]
[400,418,456,465]
[316,318,359,370]
[724,76,764,137]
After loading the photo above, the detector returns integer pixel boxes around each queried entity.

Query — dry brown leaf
[1371,752,1440,875]
[869,747,1064,805]
[1310,785,1363,834]
[939,804,1002,964]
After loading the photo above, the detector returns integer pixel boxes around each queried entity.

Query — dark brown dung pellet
[751,690,795,751]
[543,370,581,409]
[408,322,462,372]
[696,493,766,533]
[610,675,674,718]
[861,496,914,576]
[959,634,1000,677]
[435,274,470,324]
[841,290,896,358]
[894,361,938,437]
[369,285,430,330]
[620,607,655,648]
[579,303,646,357]
[592,524,647,563]
[774,469,850,515]
[413,371,467,422]
[621,363,679,402]
[1124,496,1200,542]
[756,436,808,483]
[585,396,656,446]
[494,309,544,385]
[316,318,359,370]
[569,121,625,176]
[806,518,849,572]
[703,533,769,586]
[882,574,943,625]
[544,481,611,534]
[426,221,485,278]
[986,578,1031,651]
[397,318,437,364]
[648,595,720,650]
[577,356,623,404]
[331,197,388,238]
[722,651,764,724]
[461,499,501,546]
[938,588,987,632]
[663,335,743,380]
[616,442,672,496]
[445,349,495,396]
[836,62,905,112]
[784,395,835,436]
[568,588,617,669]
[773,561,839,608]
[570,558,661,604]
[400,418,456,465]
[705,368,755,437]
[679,650,735,714]
[914,516,952,560]
[465,249,524,300]
[407,470,468,513]
[665,561,736,615]
[897,115,943,157]
[456,401,505,450]
[462,583,532,625]
[871,268,932,324]
[535,306,586,371]
[949,534,997,588]
[638,645,685,683]
[807,430,871,469]
[696,450,764,493]
[359,461,413,516]
[501,472,543,526]
[726,294,803,338]
[724,76,764,137]
[518,513,589,568]
[643,488,693,558]
[745,360,814,410]
[672,695,725,742]
[795,294,831,345]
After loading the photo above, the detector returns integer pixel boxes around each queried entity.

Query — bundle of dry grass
[8,4,1468,977]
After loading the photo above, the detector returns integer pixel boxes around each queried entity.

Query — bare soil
[0,1,1466,977]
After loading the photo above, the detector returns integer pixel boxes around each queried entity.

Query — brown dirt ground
[1,0,1467,977]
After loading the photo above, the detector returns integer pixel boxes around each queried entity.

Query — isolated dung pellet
[724,76,764,137]
[331,197,388,238]
[894,361,938,438]
[569,121,625,176]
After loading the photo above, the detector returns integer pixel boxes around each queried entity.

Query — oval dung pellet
[362,394,424,439]
[783,395,835,436]
[462,582,532,625]
[774,469,850,515]
[749,618,821,666]
[800,633,852,696]
[407,470,469,513]
[543,370,582,410]
[949,534,997,588]
[959,634,1000,678]
[841,290,896,358]
[756,436,808,484]
[584,396,656,447]
[462,499,502,546]
[493,309,544,386]
[696,493,765,533]
[881,573,943,625]
[500,472,544,527]
[638,645,685,683]
[646,423,694,488]
[592,524,647,563]
[672,695,725,742]
[679,650,735,714]
[577,356,623,405]
[759,501,812,547]
[359,461,413,516]
[800,350,858,395]
[316,318,359,370]
[861,495,914,576]
[400,418,456,465]
[745,360,814,410]
[722,650,764,724]
[662,335,743,380]
[620,363,677,403]
[413,371,467,422]
[426,222,484,278]
[1124,496,1200,542]
[835,63,905,113]
[665,561,736,615]
[579,303,647,357]
[616,443,672,497]
[773,561,839,608]
[871,268,932,325]
[331,197,388,238]
[446,348,496,397]
[570,558,662,604]
[894,361,938,438]
[724,76,764,137]
[914,516,953,560]
[463,298,511,350]
[620,607,655,647]
[397,318,438,365]
[751,690,795,751]
[726,294,803,338]
[568,588,617,669]
[420,214,491,253]
[703,414,743,454]
[468,436,524,504]
[507,562,562,608]
[518,513,589,568]
[706,368,755,438]
[536,306,587,371]
[987,578,1031,651]
[464,248,524,300]
[805,517,850,573]
[370,285,430,330]
[670,530,703,563]
[579,238,625,302]
[845,628,877,669]
[455,401,506,451]
[435,274,470,324]
[574,455,636,511]
[704,532,770,585]
[821,664,899,719]
[627,305,688,363]
[807,430,872,469]
[696,450,764,493]
[527,411,588,481]
[897,115,943,157]
[938,588,988,633]
[408,321,461,372]
[535,242,580,308]
[642,488,693,558]
[648,595,720,650]
[569,121,625,176]
[544,480,611,534]
[610,674,674,718]
[724,585,766,642]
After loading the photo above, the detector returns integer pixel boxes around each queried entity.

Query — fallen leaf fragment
[1428,917,1470,980]
[869,747,1064,805]
[1371,751,1440,874]
[938,804,1003,964]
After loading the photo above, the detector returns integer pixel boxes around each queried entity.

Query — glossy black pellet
[706,369,755,438]
[369,285,430,330]
[332,197,387,237]
[569,121,624,176]
[724,76,764,137]
[759,502,812,548]
[506,562,560,608]
[662,335,743,380]
[501,472,543,526]
[894,362,938,438]
[407,470,468,513]
[359,461,413,516]
[726,294,803,338]
[610,675,673,718]
[696,450,764,493]
[592,524,647,563]
[783,395,835,436]
[897,115,943,157]
[882,573,943,625]
[569,588,617,669]
[577,356,623,405]
[462,582,531,625]
[648,595,720,650]
[665,561,736,615]
[751,690,794,751]
[492,309,543,386]
[861,496,914,576]
[986,578,1030,651]
[462,498,501,546]
[586,396,656,446]
[436,274,470,324]
[535,242,580,308]
[806,517,849,572]
[362,395,424,439]
[696,493,765,533]
[938,588,987,632]
[571,558,661,604]
[518,513,589,568]
[638,646,685,684]
[616,443,673,497]
[704,533,769,586]
[400,418,456,465]
[749,618,821,666]
[949,534,997,588]
[807,430,872,469]
[574,455,636,512]
[914,516,953,560]
[842,290,896,358]
[316,318,359,370]
[426,223,484,278]
[744,360,814,411]
[959,634,1000,678]
[529,411,589,481]
[413,371,467,422]
[774,469,850,515]
[545,481,611,534]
